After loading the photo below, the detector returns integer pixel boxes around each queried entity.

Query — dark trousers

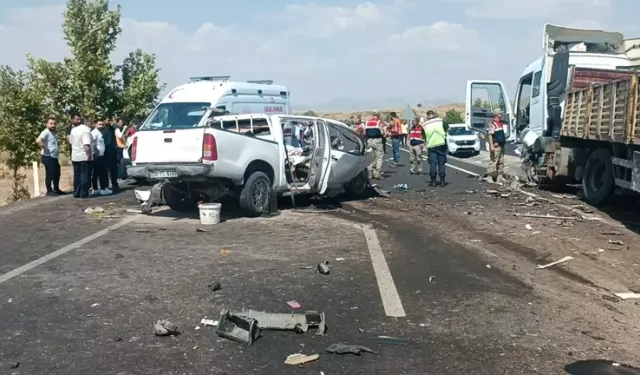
[41,155,60,192]
[104,151,119,190]
[382,137,387,154]
[72,161,90,198]
[427,144,447,181]
[91,156,109,190]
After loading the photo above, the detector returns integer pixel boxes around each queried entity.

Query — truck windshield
[140,102,211,130]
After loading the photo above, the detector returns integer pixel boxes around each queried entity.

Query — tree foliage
[302,110,317,116]
[442,109,464,126]
[472,97,491,109]
[0,0,164,202]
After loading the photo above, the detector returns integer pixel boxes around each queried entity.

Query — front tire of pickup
[162,184,198,212]
[582,148,614,206]
[239,171,272,216]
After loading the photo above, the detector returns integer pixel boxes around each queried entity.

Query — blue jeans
[391,137,401,163]
[427,145,447,181]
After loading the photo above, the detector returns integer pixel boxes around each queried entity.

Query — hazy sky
[1,0,637,109]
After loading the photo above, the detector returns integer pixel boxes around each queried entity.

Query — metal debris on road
[373,186,391,198]
[326,343,376,355]
[219,309,326,336]
[216,311,260,345]
[335,257,345,261]
[126,208,142,214]
[428,275,435,283]
[135,229,150,233]
[525,224,533,230]
[614,292,640,300]
[300,265,313,270]
[84,206,105,214]
[392,184,409,191]
[200,318,219,327]
[608,240,624,245]
[515,213,579,220]
[154,319,179,336]
[196,228,209,232]
[378,335,411,345]
[536,256,573,269]
[317,261,330,275]
[207,280,222,292]
[286,300,302,309]
[9,362,19,369]
[284,353,319,365]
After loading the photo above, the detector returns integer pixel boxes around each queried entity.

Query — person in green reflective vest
[422,110,449,187]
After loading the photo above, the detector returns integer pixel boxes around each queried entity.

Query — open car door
[465,80,515,142]
[308,119,332,194]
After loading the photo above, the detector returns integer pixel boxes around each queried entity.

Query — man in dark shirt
[101,119,120,193]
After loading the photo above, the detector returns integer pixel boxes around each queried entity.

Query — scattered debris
[286,301,302,309]
[570,204,594,213]
[536,256,573,269]
[392,184,409,191]
[317,261,330,275]
[428,275,435,283]
[284,353,319,365]
[154,319,179,336]
[125,208,141,214]
[372,186,390,198]
[326,343,376,355]
[608,240,624,245]
[300,265,313,270]
[378,335,411,345]
[113,336,122,342]
[614,292,640,300]
[216,311,260,345]
[136,229,150,233]
[218,309,326,338]
[91,303,99,307]
[84,206,105,214]
[525,224,532,230]
[602,294,620,303]
[601,231,623,236]
[551,194,577,199]
[464,190,477,194]
[515,213,579,220]
[135,189,151,203]
[220,249,230,255]
[200,318,219,327]
[335,257,345,261]
[486,264,491,269]
[207,280,222,292]
[9,362,19,369]
[499,193,511,198]
[196,228,209,232]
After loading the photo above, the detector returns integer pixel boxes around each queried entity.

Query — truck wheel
[345,170,369,198]
[162,184,198,212]
[239,171,271,216]
[582,148,614,206]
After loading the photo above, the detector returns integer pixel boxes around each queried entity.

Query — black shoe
[440,180,446,187]
[54,190,67,195]
[428,180,436,187]
[45,191,58,197]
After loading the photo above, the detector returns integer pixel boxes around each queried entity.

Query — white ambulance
[121,76,291,180]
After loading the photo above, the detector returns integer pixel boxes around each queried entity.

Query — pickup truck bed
[562,69,639,143]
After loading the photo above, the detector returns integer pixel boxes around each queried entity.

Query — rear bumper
[127,163,214,180]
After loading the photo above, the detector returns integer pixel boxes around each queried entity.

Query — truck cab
[466,24,640,145]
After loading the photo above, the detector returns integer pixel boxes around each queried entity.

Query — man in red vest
[365,113,386,179]
[487,108,507,184]
[407,117,425,174]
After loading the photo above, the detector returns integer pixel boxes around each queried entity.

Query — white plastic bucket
[198,203,222,225]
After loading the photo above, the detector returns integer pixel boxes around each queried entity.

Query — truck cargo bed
[562,68,640,143]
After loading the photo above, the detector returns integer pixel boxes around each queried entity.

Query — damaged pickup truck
[127,111,372,215]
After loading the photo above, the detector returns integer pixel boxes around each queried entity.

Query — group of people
[354,108,507,186]
[36,115,137,199]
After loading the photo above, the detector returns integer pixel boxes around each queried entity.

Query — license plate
[150,170,178,178]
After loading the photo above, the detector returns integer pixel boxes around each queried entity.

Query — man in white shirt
[69,118,93,198]
[36,116,64,196]
[90,119,112,196]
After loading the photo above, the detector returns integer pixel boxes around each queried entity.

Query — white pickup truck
[127,112,372,215]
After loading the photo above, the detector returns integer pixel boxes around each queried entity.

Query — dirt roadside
[346,186,640,366]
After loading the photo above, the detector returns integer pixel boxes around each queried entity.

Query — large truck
[465,24,640,205]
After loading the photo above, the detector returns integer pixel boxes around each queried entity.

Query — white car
[446,123,480,155]
[127,113,372,215]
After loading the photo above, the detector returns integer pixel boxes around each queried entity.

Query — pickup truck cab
[127,113,371,215]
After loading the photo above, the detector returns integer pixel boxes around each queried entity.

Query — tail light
[203,133,218,161]
[131,136,138,161]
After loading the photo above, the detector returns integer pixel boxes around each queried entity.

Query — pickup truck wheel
[345,170,369,198]
[582,148,614,206]
[162,185,198,212]
[239,171,271,216]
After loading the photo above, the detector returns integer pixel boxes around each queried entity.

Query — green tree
[63,0,122,118]
[443,109,464,126]
[117,49,165,120]
[0,67,46,202]
[302,110,317,116]
[472,97,483,107]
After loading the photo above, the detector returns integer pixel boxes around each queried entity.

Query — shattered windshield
[140,102,211,130]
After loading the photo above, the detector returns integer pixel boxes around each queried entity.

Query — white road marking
[0,215,138,285]
[361,224,406,317]
[393,144,481,177]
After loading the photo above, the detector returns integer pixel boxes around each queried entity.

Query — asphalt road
[0,153,608,374]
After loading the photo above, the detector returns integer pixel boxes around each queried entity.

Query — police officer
[488,108,507,184]
[408,117,425,174]
[365,113,386,180]
[423,110,448,186]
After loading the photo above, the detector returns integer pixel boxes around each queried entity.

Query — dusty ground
[0,146,639,374]
[0,162,74,205]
